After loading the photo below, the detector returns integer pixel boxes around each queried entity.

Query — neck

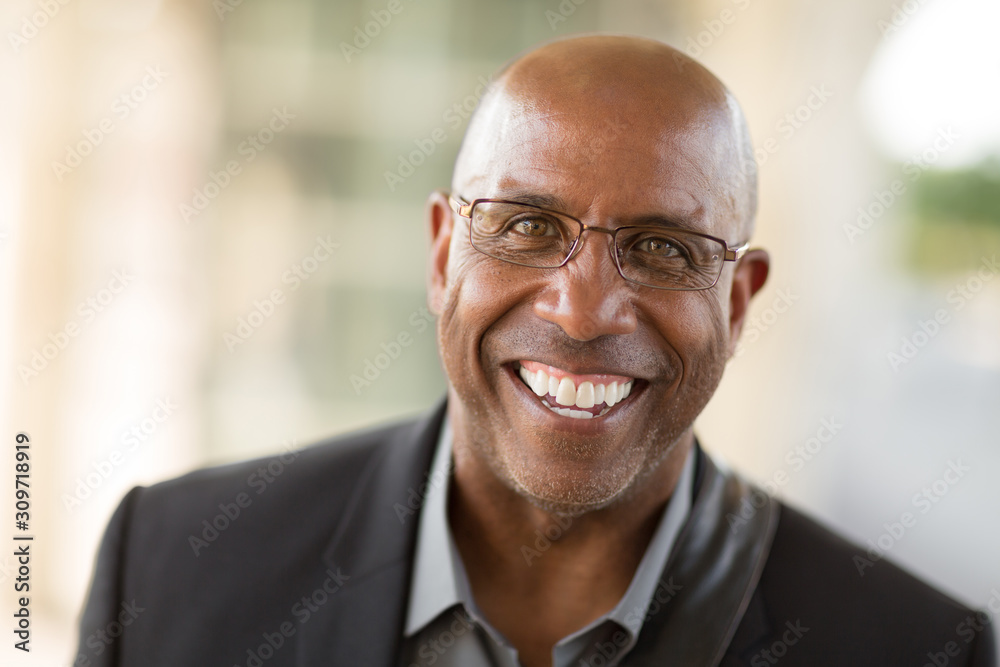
[446,423,693,665]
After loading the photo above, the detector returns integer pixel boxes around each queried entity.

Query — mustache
[482,317,667,379]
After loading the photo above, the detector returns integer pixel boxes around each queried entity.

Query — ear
[727,248,770,357]
[426,190,455,315]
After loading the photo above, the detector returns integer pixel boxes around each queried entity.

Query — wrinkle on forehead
[459,105,726,232]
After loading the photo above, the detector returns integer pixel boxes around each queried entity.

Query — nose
[532,228,638,341]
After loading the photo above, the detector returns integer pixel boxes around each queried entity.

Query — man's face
[429,82,749,514]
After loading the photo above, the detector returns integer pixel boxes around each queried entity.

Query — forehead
[457,88,739,236]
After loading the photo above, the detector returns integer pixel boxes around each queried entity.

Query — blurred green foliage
[912,159,1000,227]
[906,159,1000,273]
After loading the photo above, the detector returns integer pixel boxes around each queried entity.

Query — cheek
[644,290,730,381]
[437,254,532,381]
[650,290,727,342]
[637,292,729,448]
[701,293,730,350]
[681,292,731,392]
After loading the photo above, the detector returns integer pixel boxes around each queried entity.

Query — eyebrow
[627,213,709,235]
[489,191,570,211]
[485,190,709,235]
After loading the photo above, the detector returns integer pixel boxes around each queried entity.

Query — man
[77,35,996,666]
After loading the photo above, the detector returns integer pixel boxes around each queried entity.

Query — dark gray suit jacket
[76,400,997,666]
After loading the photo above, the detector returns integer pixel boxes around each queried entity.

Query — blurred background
[1,0,998,663]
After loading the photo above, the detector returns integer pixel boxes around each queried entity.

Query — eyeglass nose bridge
[561,223,622,269]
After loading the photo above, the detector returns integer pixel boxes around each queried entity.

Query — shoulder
[77,408,440,664]
[122,411,432,554]
[732,501,996,666]
[764,502,970,617]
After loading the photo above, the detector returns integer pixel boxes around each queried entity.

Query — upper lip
[483,317,667,384]
[511,358,644,381]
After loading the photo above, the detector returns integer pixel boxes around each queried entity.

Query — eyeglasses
[448,194,750,291]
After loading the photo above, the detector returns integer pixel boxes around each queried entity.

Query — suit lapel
[623,448,779,666]
[294,401,446,667]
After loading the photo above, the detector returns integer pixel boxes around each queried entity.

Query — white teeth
[606,381,618,407]
[555,377,576,407]
[530,369,548,396]
[554,407,594,419]
[517,363,636,416]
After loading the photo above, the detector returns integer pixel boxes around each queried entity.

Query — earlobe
[426,190,455,315]
[727,248,770,356]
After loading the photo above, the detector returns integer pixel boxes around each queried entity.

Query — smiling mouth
[515,360,636,420]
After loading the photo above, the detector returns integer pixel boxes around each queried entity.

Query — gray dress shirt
[400,421,694,667]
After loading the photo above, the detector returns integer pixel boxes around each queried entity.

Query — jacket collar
[621,452,779,666]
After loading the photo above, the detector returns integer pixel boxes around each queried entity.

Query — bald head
[453,35,758,240]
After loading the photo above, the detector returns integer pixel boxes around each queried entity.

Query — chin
[496,438,651,516]
[509,479,629,517]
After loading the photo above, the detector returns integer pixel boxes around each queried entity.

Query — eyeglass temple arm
[448,194,473,218]
[724,242,750,262]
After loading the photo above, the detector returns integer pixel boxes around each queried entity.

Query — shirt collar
[404,418,695,643]
[404,419,460,635]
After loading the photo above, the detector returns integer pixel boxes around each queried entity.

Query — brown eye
[636,237,680,256]
[513,217,554,237]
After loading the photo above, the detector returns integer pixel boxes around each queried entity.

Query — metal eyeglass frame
[447,193,750,291]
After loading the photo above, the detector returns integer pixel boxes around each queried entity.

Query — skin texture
[425,35,769,667]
